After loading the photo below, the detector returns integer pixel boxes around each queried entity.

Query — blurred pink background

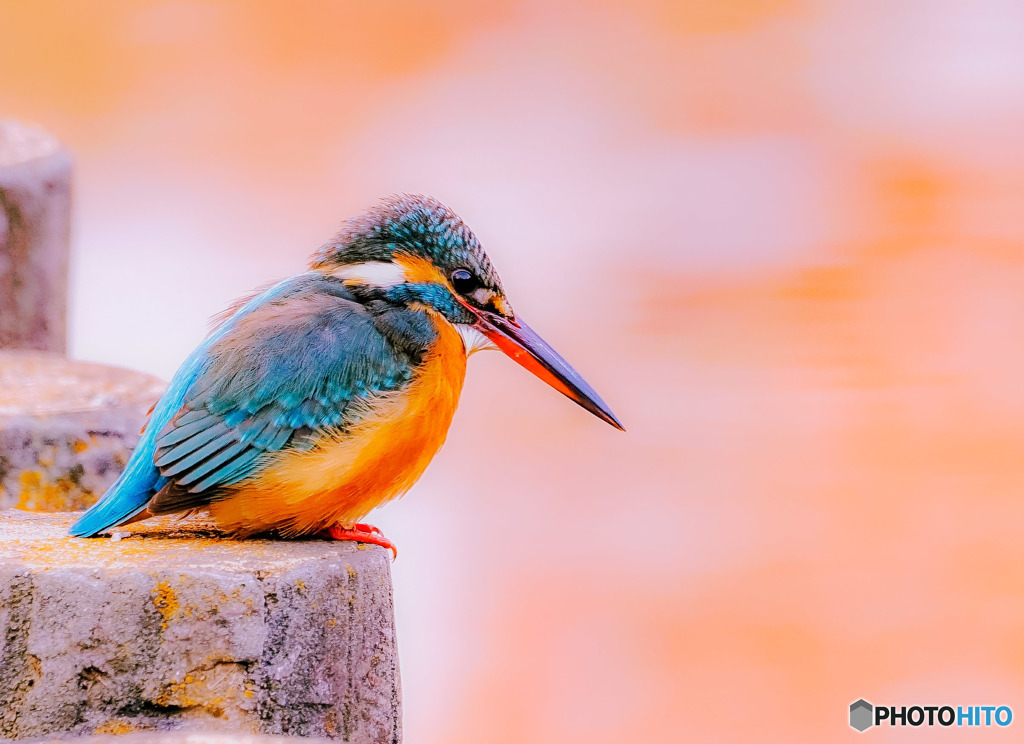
[5,1,1024,741]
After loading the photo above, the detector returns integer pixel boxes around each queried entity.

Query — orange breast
[208,314,467,536]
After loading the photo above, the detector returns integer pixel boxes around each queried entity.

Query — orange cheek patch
[395,253,453,288]
[396,253,513,320]
[491,296,512,317]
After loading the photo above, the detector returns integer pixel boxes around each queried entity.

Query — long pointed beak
[470,309,624,431]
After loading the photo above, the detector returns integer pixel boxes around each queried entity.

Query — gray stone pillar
[0,512,402,742]
[0,352,165,511]
[0,120,73,353]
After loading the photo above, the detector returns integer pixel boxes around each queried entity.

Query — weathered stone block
[0,352,165,511]
[0,512,401,743]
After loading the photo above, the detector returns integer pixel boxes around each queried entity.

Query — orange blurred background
[5,1,1024,741]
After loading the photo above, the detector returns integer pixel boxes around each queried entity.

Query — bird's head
[311,194,623,430]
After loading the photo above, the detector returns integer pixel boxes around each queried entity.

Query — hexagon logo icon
[850,699,873,732]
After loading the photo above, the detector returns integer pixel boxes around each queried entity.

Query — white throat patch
[456,324,497,356]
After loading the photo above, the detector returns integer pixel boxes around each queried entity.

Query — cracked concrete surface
[0,512,401,742]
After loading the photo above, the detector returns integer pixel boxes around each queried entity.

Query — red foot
[322,522,397,559]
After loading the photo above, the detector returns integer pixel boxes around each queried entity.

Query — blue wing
[70,273,435,537]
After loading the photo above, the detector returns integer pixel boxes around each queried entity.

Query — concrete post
[0,512,402,742]
[0,352,165,511]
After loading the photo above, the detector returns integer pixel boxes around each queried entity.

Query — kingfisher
[70,195,622,555]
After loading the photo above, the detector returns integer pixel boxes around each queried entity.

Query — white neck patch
[328,261,408,288]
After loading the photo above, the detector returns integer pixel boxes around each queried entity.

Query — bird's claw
[322,523,397,560]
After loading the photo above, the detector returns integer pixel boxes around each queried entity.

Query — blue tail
[70,349,204,537]
[69,438,163,536]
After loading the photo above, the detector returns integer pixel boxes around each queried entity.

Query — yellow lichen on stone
[71,439,88,454]
[153,663,254,722]
[15,469,96,512]
[346,565,357,579]
[151,581,179,628]
[93,719,138,735]
[16,471,44,509]
[156,679,200,709]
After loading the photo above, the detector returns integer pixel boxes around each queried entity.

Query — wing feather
[154,418,229,466]
[146,274,433,517]
[177,440,249,486]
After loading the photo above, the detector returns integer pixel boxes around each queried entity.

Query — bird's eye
[450,268,478,294]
